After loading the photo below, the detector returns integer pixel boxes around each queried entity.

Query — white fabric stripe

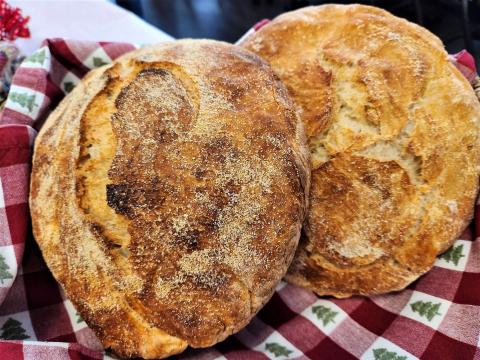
[59,71,82,94]
[434,239,471,271]
[253,328,306,360]
[103,353,119,360]
[212,356,228,360]
[300,298,348,336]
[235,317,306,360]
[4,85,46,119]
[400,290,451,330]
[21,340,68,348]
[64,299,87,332]
[0,310,37,341]
[20,46,51,71]
[361,337,418,360]
[83,46,112,70]
[275,280,287,292]
[0,245,16,288]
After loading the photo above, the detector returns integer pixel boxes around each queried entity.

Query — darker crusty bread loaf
[241,5,480,297]
[29,39,310,358]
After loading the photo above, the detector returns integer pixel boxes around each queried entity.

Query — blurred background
[115,0,480,64]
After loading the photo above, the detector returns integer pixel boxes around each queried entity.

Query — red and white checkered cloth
[1,32,480,360]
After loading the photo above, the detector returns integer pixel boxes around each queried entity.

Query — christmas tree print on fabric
[265,342,293,358]
[312,305,338,326]
[0,318,30,340]
[410,301,441,321]
[0,254,13,284]
[25,48,46,65]
[373,348,407,360]
[439,244,464,266]
[64,82,75,93]
[76,312,84,324]
[93,57,108,67]
[9,92,37,112]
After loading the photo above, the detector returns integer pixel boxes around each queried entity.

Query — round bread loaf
[30,39,310,358]
[241,5,480,297]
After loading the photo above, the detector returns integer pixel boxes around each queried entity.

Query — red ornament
[0,0,30,41]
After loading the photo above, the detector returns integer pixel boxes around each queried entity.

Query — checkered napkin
[0,34,480,360]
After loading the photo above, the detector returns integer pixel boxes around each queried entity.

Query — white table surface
[9,0,174,55]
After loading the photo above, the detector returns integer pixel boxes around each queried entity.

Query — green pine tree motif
[373,348,407,360]
[9,92,37,112]
[63,82,75,93]
[410,301,441,321]
[265,342,293,358]
[93,57,108,67]
[439,244,464,266]
[76,312,84,324]
[0,254,13,284]
[312,305,338,326]
[25,49,46,64]
[0,318,30,340]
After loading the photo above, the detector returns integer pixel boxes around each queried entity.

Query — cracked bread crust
[241,5,480,297]
[29,39,310,358]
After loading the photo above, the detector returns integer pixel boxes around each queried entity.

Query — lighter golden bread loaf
[241,5,480,297]
[29,39,310,358]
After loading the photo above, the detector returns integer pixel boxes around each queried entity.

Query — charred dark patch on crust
[106,182,166,217]
[173,229,200,250]
[106,184,133,217]
[138,67,170,77]
[193,168,208,179]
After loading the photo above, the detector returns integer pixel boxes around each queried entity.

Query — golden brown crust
[241,4,480,297]
[30,39,310,358]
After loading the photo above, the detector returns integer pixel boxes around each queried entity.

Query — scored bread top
[241,5,480,297]
[29,39,310,358]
